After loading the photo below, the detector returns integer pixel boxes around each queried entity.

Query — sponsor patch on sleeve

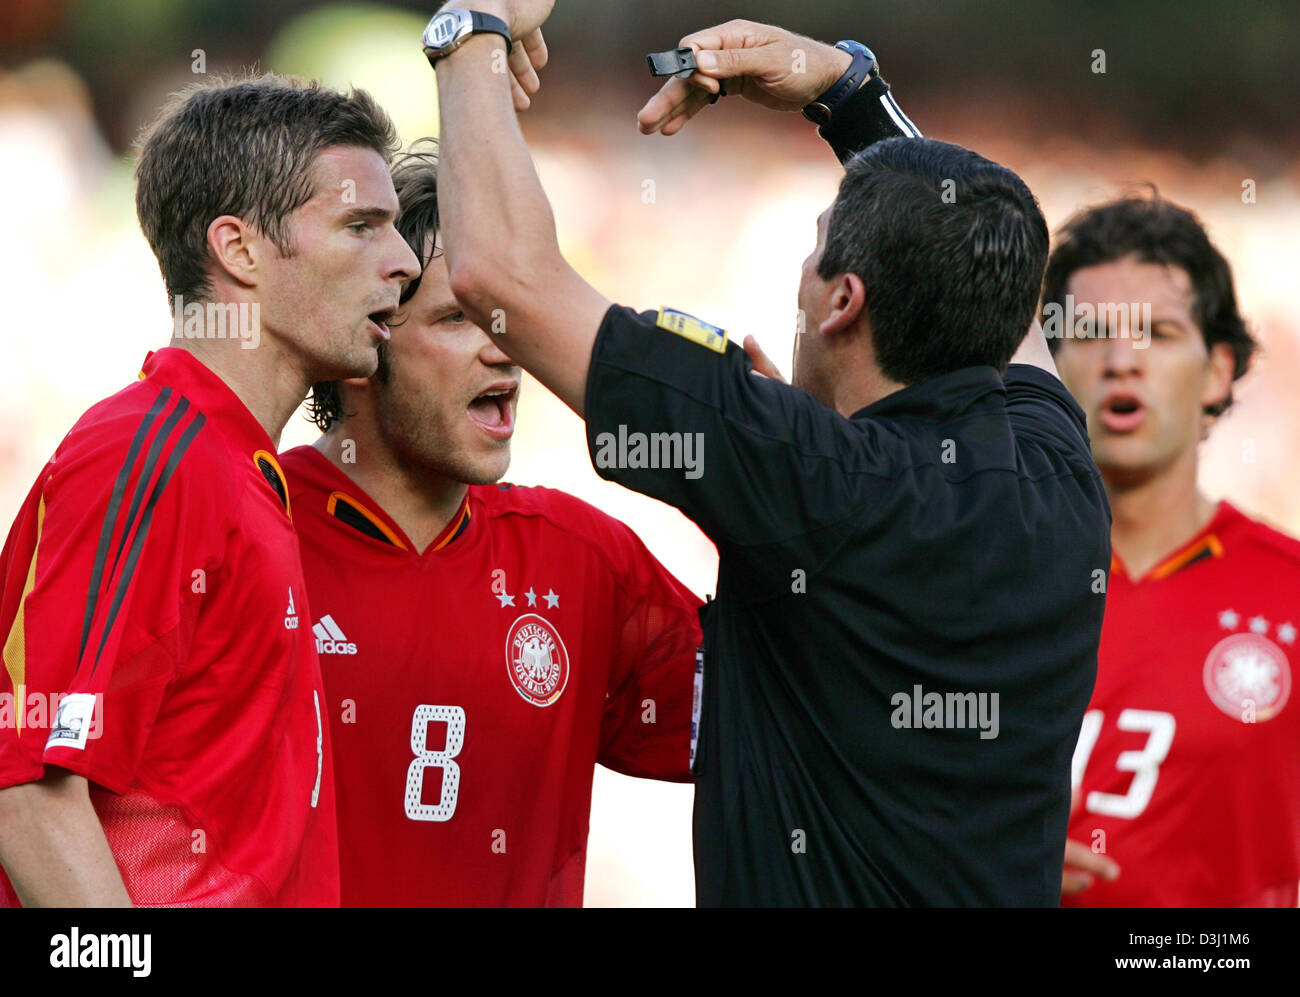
[46,693,100,751]
[655,308,728,354]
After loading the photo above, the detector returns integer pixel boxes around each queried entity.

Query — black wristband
[818,77,922,165]
[469,10,512,55]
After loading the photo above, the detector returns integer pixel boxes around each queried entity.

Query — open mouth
[467,383,518,440]
[1099,393,1144,432]
[367,306,396,341]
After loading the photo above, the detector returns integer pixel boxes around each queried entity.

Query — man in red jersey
[1049,195,1299,907]
[0,74,419,906]
[284,144,701,907]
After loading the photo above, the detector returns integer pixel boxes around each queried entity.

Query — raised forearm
[0,771,132,907]
[433,13,610,415]
[436,37,558,333]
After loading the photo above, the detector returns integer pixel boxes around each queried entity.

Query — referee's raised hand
[637,19,853,136]
[437,0,553,111]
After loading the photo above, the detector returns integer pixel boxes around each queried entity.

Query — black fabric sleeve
[584,305,901,550]
[818,76,922,164]
[1002,364,1096,471]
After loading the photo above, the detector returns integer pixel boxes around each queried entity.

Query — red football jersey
[281,445,701,907]
[0,349,338,907]
[1066,501,1300,907]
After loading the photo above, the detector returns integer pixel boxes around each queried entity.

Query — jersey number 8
[404,705,466,822]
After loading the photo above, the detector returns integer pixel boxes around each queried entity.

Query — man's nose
[387,228,421,284]
[1103,332,1143,376]
[480,329,515,367]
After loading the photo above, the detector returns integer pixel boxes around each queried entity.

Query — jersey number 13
[1071,708,1176,819]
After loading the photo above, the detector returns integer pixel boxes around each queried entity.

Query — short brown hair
[135,72,400,303]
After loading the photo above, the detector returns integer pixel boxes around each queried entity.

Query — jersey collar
[141,348,275,455]
[140,347,291,516]
[849,366,1004,421]
[301,447,471,554]
[1111,500,1237,583]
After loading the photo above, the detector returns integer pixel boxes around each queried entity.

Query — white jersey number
[311,690,323,809]
[1071,708,1176,820]
[404,705,466,822]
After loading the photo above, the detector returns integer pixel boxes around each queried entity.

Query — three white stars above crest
[1218,609,1295,645]
[497,587,559,609]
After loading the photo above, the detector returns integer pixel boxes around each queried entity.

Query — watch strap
[803,41,877,126]
[469,10,512,54]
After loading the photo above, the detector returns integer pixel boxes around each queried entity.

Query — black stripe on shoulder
[80,387,173,665]
[89,409,206,677]
[104,396,193,596]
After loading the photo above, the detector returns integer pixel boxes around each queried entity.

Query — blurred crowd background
[2,0,1298,906]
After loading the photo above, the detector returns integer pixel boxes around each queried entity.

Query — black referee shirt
[584,307,1110,906]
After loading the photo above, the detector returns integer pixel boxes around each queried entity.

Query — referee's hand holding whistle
[640,19,1061,378]
[637,19,855,136]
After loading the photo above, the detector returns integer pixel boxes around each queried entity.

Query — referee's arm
[433,22,609,416]
[433,14,918,416]
[637,20,919,159]
[650,20,1059,378]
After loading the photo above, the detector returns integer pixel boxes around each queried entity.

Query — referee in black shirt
[426,5,1110,905]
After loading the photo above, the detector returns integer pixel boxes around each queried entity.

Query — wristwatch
[422,9,512,64]
[802,41,879,126]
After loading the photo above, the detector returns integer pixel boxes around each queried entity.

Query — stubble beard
[375,377,510,488]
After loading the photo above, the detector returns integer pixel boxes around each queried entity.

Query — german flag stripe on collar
[326,490,470,552]
[1111,533,1225,582]
[327,491,408,550]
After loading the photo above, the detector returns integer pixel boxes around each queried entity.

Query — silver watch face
[422,10,473,56]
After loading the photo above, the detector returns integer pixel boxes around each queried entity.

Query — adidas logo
[284,587,299,630]
[313,614,358,655]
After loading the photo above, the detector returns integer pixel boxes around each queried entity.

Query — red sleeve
[0,397,216,793]
[596,523,702,782]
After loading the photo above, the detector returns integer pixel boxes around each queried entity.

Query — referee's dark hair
[818,137,1048,384]
[1041,191,1257,416]
[307,139,443,433]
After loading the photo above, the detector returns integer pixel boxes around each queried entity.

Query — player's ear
[1202,341,1236,413]
[819,272,867,339]
[207,215,259,288]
